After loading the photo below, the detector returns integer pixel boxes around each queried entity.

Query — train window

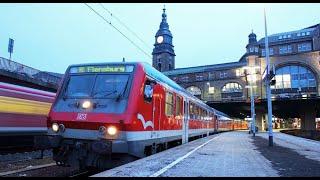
[189,103,194,119]
[93,75,129,98]
[194,105,199,119]
[65,75,95,98]
[144,79,156,102]
[175,96,182,116]
[165,92,174,116]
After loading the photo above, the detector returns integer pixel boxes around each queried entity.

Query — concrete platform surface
[92,131,279,177]
[257,132,320,162]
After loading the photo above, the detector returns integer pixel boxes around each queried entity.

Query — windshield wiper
[116,79,130,102]
[93,90,118,98]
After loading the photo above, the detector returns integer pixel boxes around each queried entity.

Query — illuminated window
[175,96,182,116]
[272,65,316,91]
[222,82,242,93]
[208,87,215,94]
[165,92,174,116]
[221,82,243,98]
[236,69,243,77]
[187,86,201,95]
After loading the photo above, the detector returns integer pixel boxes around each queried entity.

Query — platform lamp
[243,66,259,137]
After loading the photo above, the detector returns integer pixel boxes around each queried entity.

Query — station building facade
[152,8,320,130]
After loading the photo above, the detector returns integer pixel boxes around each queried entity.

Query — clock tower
[152,6,175,72]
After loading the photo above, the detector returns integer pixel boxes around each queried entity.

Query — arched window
[168,63,172,70]
[272,65,317,94]
[186,86,202,96]
[221,82,243,98]
[158,63,162,71]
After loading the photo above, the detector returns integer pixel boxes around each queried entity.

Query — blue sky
[0,3,320,73]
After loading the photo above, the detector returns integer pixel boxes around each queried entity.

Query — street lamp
[244,66,259,137]
[263,7,274,147]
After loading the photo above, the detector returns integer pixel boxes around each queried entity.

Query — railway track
[1,163,90,177]
[0,163,56,177]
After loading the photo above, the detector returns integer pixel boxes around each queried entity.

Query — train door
[214,115,218,132]
[152,83,162,132]
[182,99,189,144]
[143,78,156,138]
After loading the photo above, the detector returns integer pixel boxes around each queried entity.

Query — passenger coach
[47,62,244,169]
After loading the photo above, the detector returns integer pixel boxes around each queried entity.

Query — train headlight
[107,126,117,136]
[52,123,59,132]
[82,100,91,109]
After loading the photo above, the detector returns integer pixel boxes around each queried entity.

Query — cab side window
[144,79,155,102]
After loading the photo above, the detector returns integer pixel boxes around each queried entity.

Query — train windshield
[64,74,130,99]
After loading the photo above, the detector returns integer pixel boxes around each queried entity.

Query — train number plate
[76,113,87,120]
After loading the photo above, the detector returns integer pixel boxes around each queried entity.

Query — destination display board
[69,65,134,73]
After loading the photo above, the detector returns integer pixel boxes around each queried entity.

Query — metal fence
[0,57,61,86]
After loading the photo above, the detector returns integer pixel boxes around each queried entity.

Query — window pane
[165,92,173,116]
[292,80,299,88]
[300,80,308,87]
[291,66,298,74]
[309,79,316,87]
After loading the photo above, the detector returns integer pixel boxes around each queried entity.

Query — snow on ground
[93,131,279,177]
[256,132,320,162]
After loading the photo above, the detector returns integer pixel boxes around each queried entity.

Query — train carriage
[0,82,56,149]
[47,62,244,169]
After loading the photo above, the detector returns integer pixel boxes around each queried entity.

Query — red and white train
[47,62,247,169]
[0,82,55,150]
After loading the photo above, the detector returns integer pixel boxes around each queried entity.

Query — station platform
[92,131,320,177]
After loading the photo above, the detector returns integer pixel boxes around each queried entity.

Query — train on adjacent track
[47,62,248,170]
[0,82,56,151]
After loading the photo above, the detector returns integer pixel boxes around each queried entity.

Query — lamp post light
[244,66,259,137]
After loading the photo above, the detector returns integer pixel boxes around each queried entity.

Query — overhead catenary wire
[84,3,152,59]
[99,3,153,51]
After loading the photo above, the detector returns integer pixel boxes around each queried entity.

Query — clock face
[157,36,164,44]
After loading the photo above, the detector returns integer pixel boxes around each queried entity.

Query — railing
[0,57,61,86]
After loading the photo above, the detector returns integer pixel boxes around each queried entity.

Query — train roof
[140,62,216,111]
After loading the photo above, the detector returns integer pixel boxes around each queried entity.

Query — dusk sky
[0,3,320,74]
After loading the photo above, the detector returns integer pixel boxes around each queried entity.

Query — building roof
[257,25,318,44]
[163,61,247,76]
